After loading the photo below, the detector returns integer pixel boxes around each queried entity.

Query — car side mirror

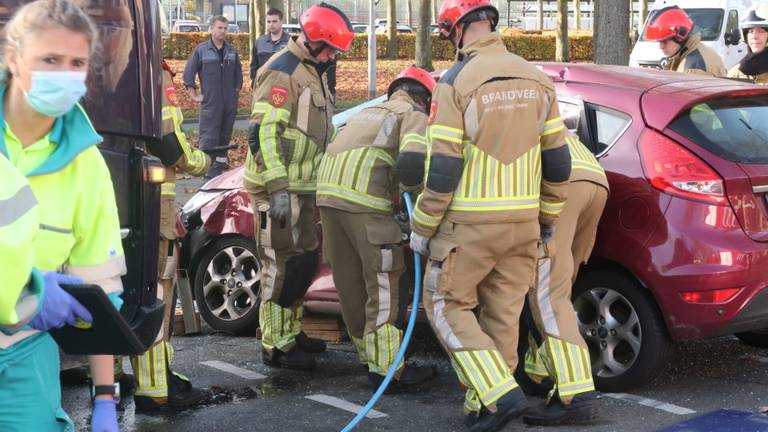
[725,28,741,46]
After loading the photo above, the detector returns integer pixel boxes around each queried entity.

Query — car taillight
[639,129,726,205]
[680,288,741,304]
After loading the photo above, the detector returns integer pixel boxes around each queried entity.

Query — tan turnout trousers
[320,208,406,375]
[252,192,319,355]
[523,180,608,402]
[423,219,539,415]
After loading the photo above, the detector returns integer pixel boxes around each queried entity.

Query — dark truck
[0,0,165,358]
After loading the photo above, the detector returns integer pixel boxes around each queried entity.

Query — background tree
[537,0,544,30]
[573,0,580,30]
[556,0,568,61]
[593,0,630,65]
[639,0,648,27]
[433,0,438,26]
[415,0,433,70]
[388,0,398,59]
[406,0,413,26]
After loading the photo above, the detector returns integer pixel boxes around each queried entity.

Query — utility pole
[368,0,377,100]
[574,0,580,30]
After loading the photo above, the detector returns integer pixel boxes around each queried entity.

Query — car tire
[194,236,261,334]
[735,329,768,348]
[572,269,670,392]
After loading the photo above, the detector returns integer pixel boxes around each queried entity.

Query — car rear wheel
[194,236,261,333]
[573,270,670,392]
[735,329,768,348]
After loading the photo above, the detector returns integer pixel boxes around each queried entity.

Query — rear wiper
[739,117,754,131]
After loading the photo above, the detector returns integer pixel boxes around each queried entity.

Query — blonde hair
[1,0,100,81]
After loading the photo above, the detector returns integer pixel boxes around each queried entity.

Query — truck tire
[572,269,670,392]
[194,236,261,334]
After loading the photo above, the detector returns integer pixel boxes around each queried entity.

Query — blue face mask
[23,71,87,118]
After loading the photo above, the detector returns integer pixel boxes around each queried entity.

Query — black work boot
[367,362,436,393]
[523,391,599,425]
[467,387,529,432]
[262,345,317,370]
[296,331,327,354]
[167,372,210,409]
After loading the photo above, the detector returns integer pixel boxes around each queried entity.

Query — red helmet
[437,0,499,38]
[300,2,354,51]
[387,65,437,98]
[644,6,694,43]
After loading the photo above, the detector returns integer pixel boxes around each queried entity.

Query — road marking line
[603,393,696,415]
[305,394,388,419]
[200,360,266,380]
[605,393,696,415]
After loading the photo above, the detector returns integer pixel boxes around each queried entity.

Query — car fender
[201,189,255,238]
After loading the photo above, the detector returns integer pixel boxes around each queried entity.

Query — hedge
[163,32,593,62]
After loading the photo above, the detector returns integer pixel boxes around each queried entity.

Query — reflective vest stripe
[542,116,566,136]
[412,206,441,227]
[449,143,542,213]
[317,146,395,212]
[161,183,176,196]
[0,185,36,227]
[429,124,464,144]
[566,136,604,176]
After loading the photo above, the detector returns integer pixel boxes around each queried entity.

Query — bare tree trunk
[594,0,630,65]
[387,0,398,60]
[639,0,648,27]
[415,0,433,70]
[252,0,266,37]
[573,0,580,30]
[537,0,544,30]
[432,0,438,24]
[556,0,568,61]
[286,0,292,24]
[406,0,413,27]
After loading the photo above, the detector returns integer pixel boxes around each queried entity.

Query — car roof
[536,62,768,129]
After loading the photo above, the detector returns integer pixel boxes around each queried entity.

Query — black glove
[540,223,555,243]
[269,189,291,228]
[201,144,238,157]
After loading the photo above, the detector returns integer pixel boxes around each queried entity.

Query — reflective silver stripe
[375,272,391,327]
[120,228,131,239]
[0,185,36,227]
[432,290,463,350]
[450,197,540,209]
[66,256,127,283]
[537,250,559,337]
[40,224,73,234]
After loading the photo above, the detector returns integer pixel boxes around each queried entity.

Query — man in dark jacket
[250,8,291,87]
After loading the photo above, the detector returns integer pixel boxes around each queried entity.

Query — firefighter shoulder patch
[271,86,289,107]
[428,101,437,125]
[164,84,179,106]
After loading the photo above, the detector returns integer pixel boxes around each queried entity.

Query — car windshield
[669,95,768,164]
[642,8,724,42]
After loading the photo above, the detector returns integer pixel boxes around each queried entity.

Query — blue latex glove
[29,273,92,331]
[409,231,430,257]
[91,399,118,432]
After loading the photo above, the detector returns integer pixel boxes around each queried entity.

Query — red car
[178,65,768,391]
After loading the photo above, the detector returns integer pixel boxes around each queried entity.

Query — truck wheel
[572,270,670,392]
[735,329,768,348]
[194,236,261,334]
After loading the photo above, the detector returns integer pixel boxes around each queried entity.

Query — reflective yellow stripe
[316,146,394,212]
[412,206,441,228]
[541,124,565,136]
[540,200,565,215]
[567,135,605,176]
[400,133,427,150]
[429,124,464,144]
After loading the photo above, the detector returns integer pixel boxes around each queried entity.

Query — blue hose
[340,192,422,432]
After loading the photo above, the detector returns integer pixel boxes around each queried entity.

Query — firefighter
[520,134,608,425]
[410,0,571,429]
[643,6,726,77]
[728,2,768,84]
[0,1,123,430]
[317,66,437,389]
[127,59,212,413]
[244,2,354,370]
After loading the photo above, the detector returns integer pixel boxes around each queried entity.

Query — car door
[723,8,747,69]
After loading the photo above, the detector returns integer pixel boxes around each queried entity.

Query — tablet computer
[49,284,147,355]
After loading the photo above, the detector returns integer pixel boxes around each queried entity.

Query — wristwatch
[91,383,121,403]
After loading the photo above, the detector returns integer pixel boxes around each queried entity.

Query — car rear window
[642,8,724,42]
[669,96,768,164]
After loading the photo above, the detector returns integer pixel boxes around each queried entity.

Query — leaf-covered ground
[169,59,454,169]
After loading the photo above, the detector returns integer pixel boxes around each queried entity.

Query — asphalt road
[61,322,768,432]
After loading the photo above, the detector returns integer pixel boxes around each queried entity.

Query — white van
[629,0,753,70]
